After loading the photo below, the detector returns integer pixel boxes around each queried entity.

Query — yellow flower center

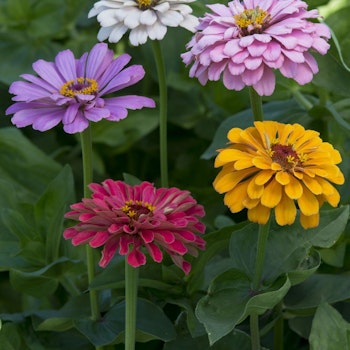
[269,144,305,171]
[60,77,99,98]
[121,200,156,219]
[137,0,157,9]
[234,7,270,35]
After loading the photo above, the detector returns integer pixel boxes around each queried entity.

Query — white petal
[109,24,128,43]
[129,27,148,46]
[97,9,119,26]
[147,21,167,40]
[158,9,183,27]
[140,9,157,25]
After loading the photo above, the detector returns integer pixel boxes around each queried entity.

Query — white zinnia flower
[88,0,199,46]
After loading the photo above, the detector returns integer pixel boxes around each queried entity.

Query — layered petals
[213,121,344,229]
[64,180,206,274]
[89,0,199,46]
[182,0,331,96]
[6,43,155,133]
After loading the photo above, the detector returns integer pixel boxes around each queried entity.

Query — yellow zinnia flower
[213,121,344,229]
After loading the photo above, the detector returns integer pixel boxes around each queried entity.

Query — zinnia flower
[213,121,344,229]
[6,43,155,134]
[64,180,206,274]
[88,0,199,46]
[181,0,331,96]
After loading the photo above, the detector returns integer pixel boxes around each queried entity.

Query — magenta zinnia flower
[6,43,155,133]
[181,0,331,96]
[63,180,206,274]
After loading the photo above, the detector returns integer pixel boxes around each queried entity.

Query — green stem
[80,127,102,350]
[151,39,168,187]
[252,222,270,291]
[273,302,284,350]
[249,87,264,122]
[125,262,139,350]
[250,222,270,350]
[292,90,313,111]
[250,314,261,350]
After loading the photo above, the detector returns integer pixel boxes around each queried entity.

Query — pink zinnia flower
[6,43,155,134]
[181,0,331,96]
[63,180,206,274]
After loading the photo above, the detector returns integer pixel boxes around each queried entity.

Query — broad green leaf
[91,110,159,152]
[74,298,176,346]
[196,270,290,345]
[34,165,75,262]
[187,222,248,295]
[9,257,81,297]
[35,317,74,332]
[0,128,61,202]
[309,303,350,350]
[229,207,349,284]
[0,322,23,350]
[285,274,350,310]
[164,329,252,350]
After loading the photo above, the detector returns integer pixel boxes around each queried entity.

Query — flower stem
[151,39,168,187]
[273,302,284,350]
[292,90,313,111]
[80,126,102,350]
[250,222,270,350]
[249,87,264,122]
[125,262,139,350]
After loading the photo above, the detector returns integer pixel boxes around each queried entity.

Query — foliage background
[1,0,350,349]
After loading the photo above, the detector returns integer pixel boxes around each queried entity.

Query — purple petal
[63,103,80,124]
[32,59,65,88]
[11,107,63,131]
[85,43,114,80]
[97,53,132,90]
[55,49,77,82]
[84,107,110,122]
[63,110,89,134]
[8,81,50,102]
[105,95,155,110]
[99,65,145,95]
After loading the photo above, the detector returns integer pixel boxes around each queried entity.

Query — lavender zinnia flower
[181,0,331,96]
[6,43,155,133]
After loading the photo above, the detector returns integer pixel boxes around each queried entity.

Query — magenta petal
[90,231,110,247]
[99,238,120,267]
[146,243,163,263]
[71,231,96,245]
[127,248,146,267]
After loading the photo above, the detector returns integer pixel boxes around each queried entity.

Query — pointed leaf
[309,303,350,350]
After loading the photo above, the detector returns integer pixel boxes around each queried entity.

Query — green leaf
[187,222,247,295]
[91,109,159,152]
[164,329,252,350]
[9,257,81,297]
[35,317,74,332]
[195,270,290,345]
[75,298,176,346]
[229,206,349,284]
[285,274,350,310]
[0,128,62,202]
[34,165,75,261]
[309,303,350,350]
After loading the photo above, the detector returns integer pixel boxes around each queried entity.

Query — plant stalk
[249,87,264,122]
[151,39,168,187]
[80,126,103,350]
[125,262,139,350]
